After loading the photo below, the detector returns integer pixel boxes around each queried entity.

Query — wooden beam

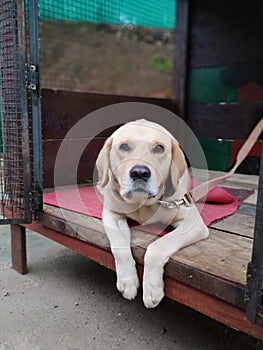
[174,0,190,120]
[187,102,259,139]
[164,276,263,341]
[11,224,27,274]
[189,0,263,68]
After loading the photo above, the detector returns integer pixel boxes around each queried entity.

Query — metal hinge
[25,64,39,91]
[28,190,42,220]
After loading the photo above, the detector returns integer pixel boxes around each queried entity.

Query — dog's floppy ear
[170,138,187,191]
[96,137,113,187]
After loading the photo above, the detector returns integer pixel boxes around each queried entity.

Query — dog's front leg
[143,206,209,308]
[102,207,139,300]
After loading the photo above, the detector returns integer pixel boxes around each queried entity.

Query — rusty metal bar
[246,147,263,324]
[28,0,42,220]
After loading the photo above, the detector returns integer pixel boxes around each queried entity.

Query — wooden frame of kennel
[1,0,263,340]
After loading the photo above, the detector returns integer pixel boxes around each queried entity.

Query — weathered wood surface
[40,209,250,309]
[42,204,252,284]
[40,170,258,309]
[192,168,259,190]
[211,212,255,238]
[41,169,258,306]
[187,104,261,140]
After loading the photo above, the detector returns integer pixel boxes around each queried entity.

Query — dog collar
[158,193,193,209]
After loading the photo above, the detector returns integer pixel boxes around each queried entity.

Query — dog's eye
[153,144,165,154]
[119,143,130,152]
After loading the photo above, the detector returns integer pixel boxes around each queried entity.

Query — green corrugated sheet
[39,0,176,29]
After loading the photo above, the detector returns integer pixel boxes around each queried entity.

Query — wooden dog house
[0,0,263,340]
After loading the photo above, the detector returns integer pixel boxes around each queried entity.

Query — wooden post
[11,224,28,274]
[174,0,190,120]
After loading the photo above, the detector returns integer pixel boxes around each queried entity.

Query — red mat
[43,182,253,236]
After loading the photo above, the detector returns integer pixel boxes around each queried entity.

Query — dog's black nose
[130,165,151,181]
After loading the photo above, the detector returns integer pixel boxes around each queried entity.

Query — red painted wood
[231,140,263,165]
[24,221,115,271]
[164,277,263,341]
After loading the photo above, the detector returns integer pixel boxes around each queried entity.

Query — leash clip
[158,194,193,209]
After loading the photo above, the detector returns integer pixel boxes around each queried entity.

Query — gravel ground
[0,225,262,350]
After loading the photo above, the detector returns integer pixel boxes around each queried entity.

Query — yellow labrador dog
[96,119,209,308]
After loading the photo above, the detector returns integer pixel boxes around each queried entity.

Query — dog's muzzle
[129,165,153,195]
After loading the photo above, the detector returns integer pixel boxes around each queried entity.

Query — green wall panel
[199,138,232,171]
[189,67,238,103]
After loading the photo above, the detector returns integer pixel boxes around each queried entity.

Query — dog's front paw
[143,247,165,308]
[117,273,140,300]
[143,277,164,308]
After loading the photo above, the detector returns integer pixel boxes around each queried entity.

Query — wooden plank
[164,277,263,341]
[172,229,252,286]
[192,168,259,190]
[211,212,255,239]
[190,0,260,29]
[187,103,259,139]
[42,204,252,286]
[190,24,263,69]
[41,89,177,141]
[40,204,253,308]
[40,169,257,308]
[21,218,263,340]
[189,0,263,68]
[42,138,104,187]
[174,0,190,119]
[244,191,258,206]
[41,88,178,188]
[41,204,156,251]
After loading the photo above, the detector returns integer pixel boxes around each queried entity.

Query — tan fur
[96,136,112,187]
[96,119,208,308]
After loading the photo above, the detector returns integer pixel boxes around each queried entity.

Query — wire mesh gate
[0,0,41,223]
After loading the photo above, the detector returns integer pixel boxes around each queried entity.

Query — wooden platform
[13,170,263,340]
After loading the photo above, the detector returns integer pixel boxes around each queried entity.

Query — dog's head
[96,119,187,203]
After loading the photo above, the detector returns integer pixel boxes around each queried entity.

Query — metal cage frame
[0,0,42,223]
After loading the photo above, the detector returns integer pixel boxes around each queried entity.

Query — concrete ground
[0,225,262,350]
